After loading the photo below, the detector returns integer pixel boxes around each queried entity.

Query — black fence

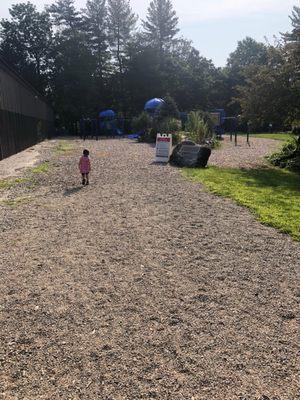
[0,58,53,160]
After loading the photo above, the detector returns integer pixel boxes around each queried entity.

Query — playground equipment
[144,98,165,116]
[99,109,122,137]
[210,109,226,138]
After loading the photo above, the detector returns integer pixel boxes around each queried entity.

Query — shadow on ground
[64,186,84,196]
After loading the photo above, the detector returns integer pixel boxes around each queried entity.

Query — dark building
[0,57,53,160]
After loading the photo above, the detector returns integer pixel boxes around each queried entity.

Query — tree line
[0,0,299,131]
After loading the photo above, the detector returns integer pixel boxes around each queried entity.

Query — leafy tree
[0,2,53,91]
[142,0,179,52]
[236,46,294,129]
[225,37,269,115]
[160,95,179,119]
[227,37,268,70]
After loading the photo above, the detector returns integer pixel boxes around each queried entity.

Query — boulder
[170,140,211,168]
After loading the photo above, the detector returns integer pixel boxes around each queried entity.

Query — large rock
[170,140,211,168]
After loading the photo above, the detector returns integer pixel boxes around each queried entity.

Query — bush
[158,117,181,134]
[269,135,300,171]
[172,131,185,145]
[186,111,214,144]
[132,112,152,133]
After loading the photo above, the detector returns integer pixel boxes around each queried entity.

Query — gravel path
[210,136,282,168]
[0,139,299,400]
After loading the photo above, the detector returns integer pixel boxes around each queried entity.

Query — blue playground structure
[98,109,123,137]
[144,98,165,116]
[210,109,226,138]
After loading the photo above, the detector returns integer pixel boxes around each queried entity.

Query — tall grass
[186,111,213,144]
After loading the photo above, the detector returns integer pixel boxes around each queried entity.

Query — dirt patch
[210,136,282,169]
[0,138,299,399]
[0,140,59,180]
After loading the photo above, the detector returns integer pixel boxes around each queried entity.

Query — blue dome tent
[144,98,165,115]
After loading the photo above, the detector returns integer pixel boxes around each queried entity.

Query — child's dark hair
[83,149,89,156]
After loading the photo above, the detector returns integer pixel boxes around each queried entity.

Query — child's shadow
[64,186,84,197]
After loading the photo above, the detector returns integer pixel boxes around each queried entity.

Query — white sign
[155,134,172,163]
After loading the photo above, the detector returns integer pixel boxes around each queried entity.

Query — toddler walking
[79,149,91,185]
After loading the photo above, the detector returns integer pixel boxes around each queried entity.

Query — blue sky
[0,0,297,66]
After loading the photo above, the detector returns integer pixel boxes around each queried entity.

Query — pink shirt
[79,156,91,173]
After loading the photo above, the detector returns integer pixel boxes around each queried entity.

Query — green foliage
[268,135,300,171]
[227,37,268,70]
[236,48,295,130]
[184,166,300,240]
[0,2,53,91]
[159,95,179,119]
[158,117,181,133]
[253,133,292,141]
[107,0,137,72]
[47,0,82,34]
[132,112,152,132]
[83,0,109,79]
[1,0,298,130]
[172,131,184,145]
[186,111,213,144]
[142,0,179,51]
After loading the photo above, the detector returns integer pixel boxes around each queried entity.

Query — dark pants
[82,173,89,183]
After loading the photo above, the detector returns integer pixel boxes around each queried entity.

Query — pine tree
[107,0,137,112]
[107,0,137,74]
[47,0,82,36]
[143,0,179,52]
[283,6,300,44]
[283,6,300,66]
[83,0,109,79]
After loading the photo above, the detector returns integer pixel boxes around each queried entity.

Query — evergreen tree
[283,6,300,45]
[107,0,137,112]
[142,0,179,52]
[47,0,82,36]
[83,0,109,79]
[107,0,137,74]
[283,6,300,67]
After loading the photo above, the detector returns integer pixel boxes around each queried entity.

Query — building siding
[0,58,53,160]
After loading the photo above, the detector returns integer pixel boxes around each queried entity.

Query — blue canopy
[99,109,116,118]
[144,98,165,112]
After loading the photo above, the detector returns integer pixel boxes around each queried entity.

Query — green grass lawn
[184,166,300,240]
[234,132,292,141]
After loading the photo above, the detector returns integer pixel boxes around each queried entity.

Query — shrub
[186,111,214,144]
[269,135,300,171]
[158,117,181,134]
[132,112,152,133]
